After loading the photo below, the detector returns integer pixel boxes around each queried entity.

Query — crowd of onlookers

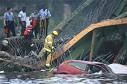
[3,6,51,39]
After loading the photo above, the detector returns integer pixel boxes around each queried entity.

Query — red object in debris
[55,63,88,74]
[30,17,37,28]
[53,60,113,75]
[23,25,33,37]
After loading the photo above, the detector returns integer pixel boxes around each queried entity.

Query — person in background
[38,7,45,38]
[38,6,51,38]
[3,7,16,37]
[18,7,26,36]
[38,30,59,67]
[30,12,38,38]
[44,7,51,37]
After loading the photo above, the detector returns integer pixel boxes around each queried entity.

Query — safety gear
[52,31,58,36]
[46,54,52,68]
[43,34,54,52]
[38,34,54,58]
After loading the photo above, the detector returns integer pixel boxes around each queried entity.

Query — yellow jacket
[43,34,54,52]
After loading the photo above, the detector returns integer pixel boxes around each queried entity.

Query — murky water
[0,71,126,84]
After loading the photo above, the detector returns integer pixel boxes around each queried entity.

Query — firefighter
[3,7,16,37]
[38,30,59,67]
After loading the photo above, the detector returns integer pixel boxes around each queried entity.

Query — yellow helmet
[52,31,58,36]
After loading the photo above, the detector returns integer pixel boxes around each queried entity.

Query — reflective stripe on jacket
[43,34,54,52]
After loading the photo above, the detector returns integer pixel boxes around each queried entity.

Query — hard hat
[52,31,58,36]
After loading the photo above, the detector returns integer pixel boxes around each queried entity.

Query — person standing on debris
[38,30,59,67]
[18,7,26,36]
[38,6,51,38]
[3,7,16,37]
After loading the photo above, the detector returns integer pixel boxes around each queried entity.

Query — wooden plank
[47,18,127,64]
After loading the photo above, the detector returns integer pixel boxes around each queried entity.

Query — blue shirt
[38,9,51,20]
[4,12,14,21]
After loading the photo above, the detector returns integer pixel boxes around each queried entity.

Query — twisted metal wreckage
[0,0,127,70]
[0,18,127,70]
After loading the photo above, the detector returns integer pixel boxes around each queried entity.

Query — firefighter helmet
[52,31,58,36]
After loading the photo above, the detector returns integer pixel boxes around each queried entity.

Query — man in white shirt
[18,7,26,36]
[4,7,16,37]
[38,7,51,38]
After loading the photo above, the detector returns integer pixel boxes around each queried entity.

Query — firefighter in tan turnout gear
[38,30,59,67]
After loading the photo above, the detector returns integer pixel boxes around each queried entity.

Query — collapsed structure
[0,18,127,70]
[0,0,127,70]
